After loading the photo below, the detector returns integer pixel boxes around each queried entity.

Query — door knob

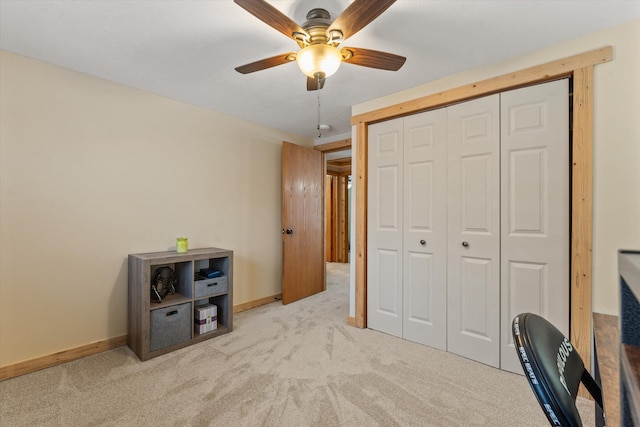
[462,241,469,247]
[419,240,426,246]
[286,229,294,235]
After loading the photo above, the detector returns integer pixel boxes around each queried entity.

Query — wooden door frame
[351,46,612,381]
[317,139,352,264]
[315,138,352,154]
[325,174,350,262]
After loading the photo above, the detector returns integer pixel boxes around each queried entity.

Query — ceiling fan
[234,0,406,91]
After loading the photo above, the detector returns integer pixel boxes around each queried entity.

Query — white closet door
[402,109,448,349]
[447,94,501,367]
[367,119,404,337]
[500,79,570,373]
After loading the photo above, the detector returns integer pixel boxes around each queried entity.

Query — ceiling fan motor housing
[297,8,342,47]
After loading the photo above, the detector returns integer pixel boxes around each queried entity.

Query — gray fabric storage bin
[150,302,191,352]
[194,276,228,298]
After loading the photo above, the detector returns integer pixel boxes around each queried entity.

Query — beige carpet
[1,263,595,426]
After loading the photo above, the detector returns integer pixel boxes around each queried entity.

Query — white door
[367,119,404,337]
[367,81,569,371]
[500,79,570,373]
[447,94,501,367]
[402,109,448,349]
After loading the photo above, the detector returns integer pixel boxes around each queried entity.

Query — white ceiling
[1,1,639,140]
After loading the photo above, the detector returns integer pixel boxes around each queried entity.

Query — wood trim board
[355,122,368,329]
[351,47,611,126]
[1,295,284,381]
[325,175,350,262]
[315,138,352,153]
[233,294,282,313]
[0,335,127,381]
[352,47,612,385]
[571,65,595,394]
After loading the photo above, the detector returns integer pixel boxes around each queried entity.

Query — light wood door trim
[327,157,352,175]
[353,47,612,381]
[326,176,335,261]
[571,65,595,389]
[315,138,352,153]
[326,175,349,262]
[352,47,611,126]
[355,122,367,328]
[337,175,349,262]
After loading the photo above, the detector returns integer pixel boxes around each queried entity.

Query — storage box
[194,276,228,298]
[150,302,191,352]
[194,305,209,334]
[208,304,218,332]
[194,304,218,334]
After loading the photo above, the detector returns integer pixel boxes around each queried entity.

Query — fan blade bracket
[341,47,406,71]
[341,48,354,61]
[327,29,344,46]
[293,31,310,48]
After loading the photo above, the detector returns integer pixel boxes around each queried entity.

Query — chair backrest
[512,313,603,427]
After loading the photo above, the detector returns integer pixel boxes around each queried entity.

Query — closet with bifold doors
[367,79,570,373]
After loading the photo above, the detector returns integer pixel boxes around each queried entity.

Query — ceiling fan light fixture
[296,44,342,78]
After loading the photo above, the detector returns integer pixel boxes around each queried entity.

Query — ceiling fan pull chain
[317,73,322,138]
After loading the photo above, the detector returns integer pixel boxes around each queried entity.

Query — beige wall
[0,51,313,366]
[352,19,640,316]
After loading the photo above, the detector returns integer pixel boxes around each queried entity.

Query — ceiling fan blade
[307,76,326,91]
[235,53,296,74]
[327,0,396,40]
[341,47,406,71]
[234,0,308,40]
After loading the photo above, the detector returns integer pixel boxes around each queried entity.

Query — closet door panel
[500,79,569,373]
[368,119,404,337]
[403,109,447,349]
[405,251,434,327]
[447,95,500,368]
[459,256,496,333]
[461,155,494,232]
[373,249,401,314]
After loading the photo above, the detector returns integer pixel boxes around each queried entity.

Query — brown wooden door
[281,141,325,304]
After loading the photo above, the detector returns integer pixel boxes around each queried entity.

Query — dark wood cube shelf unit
[128,247,233,361]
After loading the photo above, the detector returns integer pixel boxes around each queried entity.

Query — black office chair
[512,313,605,427]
